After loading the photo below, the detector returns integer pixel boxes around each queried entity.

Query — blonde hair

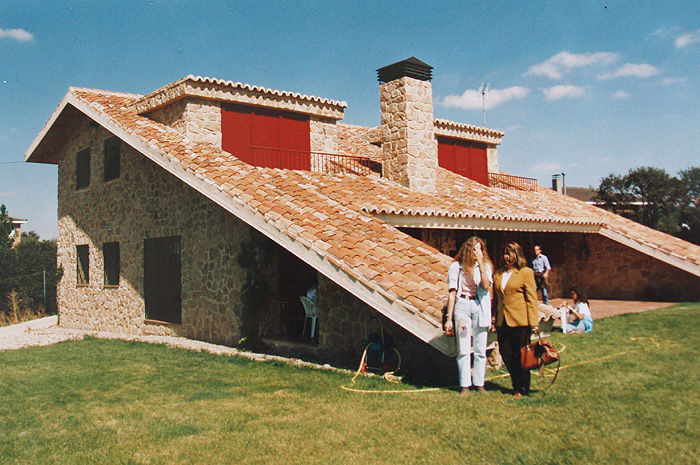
[454,236,492,270]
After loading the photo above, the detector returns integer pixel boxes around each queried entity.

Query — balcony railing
[250,147,381,175]
[488,172,538,191]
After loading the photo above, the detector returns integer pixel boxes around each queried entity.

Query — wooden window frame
[103,242,120,287]
[76,244,89,286]
[103,137,121,182]
[76,148,91,190]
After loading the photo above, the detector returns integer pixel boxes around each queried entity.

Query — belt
[459,294,478,300]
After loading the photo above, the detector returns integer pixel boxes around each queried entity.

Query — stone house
[25,58,700,380]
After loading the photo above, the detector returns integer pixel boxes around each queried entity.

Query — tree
[0,204,13,249]
[595,166,699,244]
[677,167,700,244]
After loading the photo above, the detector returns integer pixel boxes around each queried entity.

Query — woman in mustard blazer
[493,242,539,398]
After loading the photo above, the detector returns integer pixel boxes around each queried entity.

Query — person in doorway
[560,286,593,333]
[444,236,493,396]
[494,242,539,398]
[531,245,551,304]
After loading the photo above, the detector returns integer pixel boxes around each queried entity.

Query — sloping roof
[24,83,700,356]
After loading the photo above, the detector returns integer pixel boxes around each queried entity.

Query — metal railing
[488,172,538,191]
[250,147,381,175]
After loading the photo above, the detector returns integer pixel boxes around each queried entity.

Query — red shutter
[222,104,310,170]
[437,137,489,186]
[221,105,252,163]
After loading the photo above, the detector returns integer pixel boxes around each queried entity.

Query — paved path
[0,317,356,375]
[547,299,675,319]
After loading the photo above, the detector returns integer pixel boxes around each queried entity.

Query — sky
[1,0,699,240]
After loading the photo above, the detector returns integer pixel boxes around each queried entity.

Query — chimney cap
[377,57,433,83]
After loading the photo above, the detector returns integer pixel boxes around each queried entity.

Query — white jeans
[454,297,488,388]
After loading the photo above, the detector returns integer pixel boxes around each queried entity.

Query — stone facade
[316,274,456,383]
[379,77,438,194]
[56,120,281,344]
[145,97,222,147]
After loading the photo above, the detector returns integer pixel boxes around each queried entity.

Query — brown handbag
[520,290,561,390]
[521,333,559,370]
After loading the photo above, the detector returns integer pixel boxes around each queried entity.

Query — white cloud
[0,28,33,41]
[597,63,660,80]
[526,51,618,79]
[613,90,631,99]
[543,85,586,101]
[662,76,687,85]
[441,86,530,110]
[529,162,562,174]
[675,29,700,48]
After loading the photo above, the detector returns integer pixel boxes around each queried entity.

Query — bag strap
[539,357,560,391]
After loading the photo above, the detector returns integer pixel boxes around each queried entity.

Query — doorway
[277,249,317,342]
[144,236,182,324]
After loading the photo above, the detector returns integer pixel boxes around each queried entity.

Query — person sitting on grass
[561,286,593,333]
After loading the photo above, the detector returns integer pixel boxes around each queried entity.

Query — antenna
[480,82,489,126]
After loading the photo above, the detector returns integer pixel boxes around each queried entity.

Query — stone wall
[541,233,700,301]
[411,228,699,301]
[379,77,438,194]
[317,275,456,384]
[56,121,279,344]
[145,97,222,147]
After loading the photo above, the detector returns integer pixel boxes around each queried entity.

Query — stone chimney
[377,58,437,194]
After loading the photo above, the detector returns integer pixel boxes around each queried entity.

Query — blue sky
[1,0,698,239]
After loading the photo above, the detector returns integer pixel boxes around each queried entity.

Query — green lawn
[1,303,698,465]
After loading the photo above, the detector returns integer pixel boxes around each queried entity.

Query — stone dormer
[377,58,438,194]
[130,76,347,154]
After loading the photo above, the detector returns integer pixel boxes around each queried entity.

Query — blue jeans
[565,317,593,333]
[454,297,488,388]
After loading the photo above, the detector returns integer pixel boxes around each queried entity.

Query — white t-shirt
[448,261,492,298]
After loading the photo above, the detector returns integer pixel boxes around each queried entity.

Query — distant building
[9,217,26,248]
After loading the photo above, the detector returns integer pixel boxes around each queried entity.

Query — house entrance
[144,236,182,324]
[277,249,317,342]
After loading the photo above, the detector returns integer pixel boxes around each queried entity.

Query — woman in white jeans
[444,237,493,396]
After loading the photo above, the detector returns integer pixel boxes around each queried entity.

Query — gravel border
[0,318,359,376]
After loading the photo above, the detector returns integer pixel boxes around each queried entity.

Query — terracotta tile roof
[66,88,700,272]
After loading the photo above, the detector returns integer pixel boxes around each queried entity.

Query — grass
[1,303,698,465]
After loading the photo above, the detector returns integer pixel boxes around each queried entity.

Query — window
[76,245,89,285]
[76,148,91,189]
[103,242,120,286]
[104,137,120,181]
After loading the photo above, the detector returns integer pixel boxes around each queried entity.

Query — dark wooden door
[144,236,182,324]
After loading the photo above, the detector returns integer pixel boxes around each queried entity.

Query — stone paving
[547,298,674,319]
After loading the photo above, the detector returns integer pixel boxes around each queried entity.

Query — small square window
[103,242,120,286]
[76,148,91,189]
[104,137,120,181]
[76,244,89,285]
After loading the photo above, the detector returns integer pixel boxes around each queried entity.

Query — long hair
[569,286,589,304]
[502,241,527,269]
[454,236,492,270]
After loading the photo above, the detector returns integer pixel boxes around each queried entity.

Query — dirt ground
[547,298,675,320]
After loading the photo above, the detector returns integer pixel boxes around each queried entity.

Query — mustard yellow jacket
[493,267,539,327]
